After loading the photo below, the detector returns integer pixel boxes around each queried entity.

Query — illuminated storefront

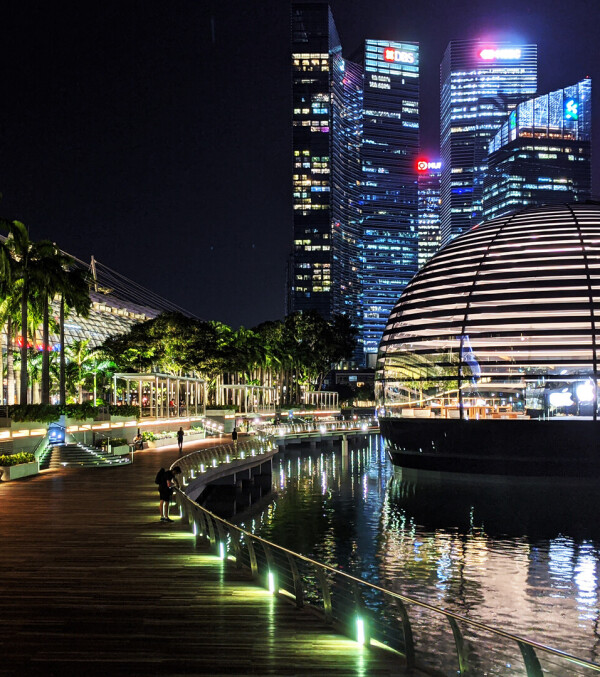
[376,204,600,475]
[483,78,592,220]
[440,40,537,245]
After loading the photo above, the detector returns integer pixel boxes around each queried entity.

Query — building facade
[360,40,420,364]
[483,78,592,220]
[440,41,537,245]
[290,5,420,365]
[417,159,441,268]
[290,3,340,318]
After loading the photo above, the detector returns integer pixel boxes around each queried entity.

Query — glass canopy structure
[377,203,600,422]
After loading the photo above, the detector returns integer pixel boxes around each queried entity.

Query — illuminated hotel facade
[483,78,592,220]
[440,41,537,245]
[290,4,420,364]
[417,159,441,268]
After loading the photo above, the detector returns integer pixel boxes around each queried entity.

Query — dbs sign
[383,48,415,64]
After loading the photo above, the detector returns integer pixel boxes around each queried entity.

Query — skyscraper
[290,3,340,318]
[360,40,420,364]
[290,5,419,365]
[416,159,442,268]
[483,78,592,220]
[440,41,537,245]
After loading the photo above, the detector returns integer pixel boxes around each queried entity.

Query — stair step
[43,442,131,468]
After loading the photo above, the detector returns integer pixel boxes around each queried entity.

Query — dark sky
[2,1,599,328]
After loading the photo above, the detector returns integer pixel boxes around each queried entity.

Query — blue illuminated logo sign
[565,98,578,120]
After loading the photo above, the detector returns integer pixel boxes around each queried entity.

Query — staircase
[40,442,131,470]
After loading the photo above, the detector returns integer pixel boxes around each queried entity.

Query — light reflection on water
[240,436,600,672]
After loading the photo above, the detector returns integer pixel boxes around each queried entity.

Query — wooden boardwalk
[0,440,414,676]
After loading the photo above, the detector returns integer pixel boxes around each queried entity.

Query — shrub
[8,403,140,423]
[0,452,35,467]
[97,437,128,448]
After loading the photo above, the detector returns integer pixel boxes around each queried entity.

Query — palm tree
[65,339,94,403]
[37,247,72,404]
[3,221,56,404]
[58,267,91,406]
[0,238,14,405]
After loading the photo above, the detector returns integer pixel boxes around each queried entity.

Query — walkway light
[192,521,197,536]
[219,542,226,560]
[356,617,366,645]
[268,571,276,594]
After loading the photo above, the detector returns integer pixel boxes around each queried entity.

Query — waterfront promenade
[0,437,411,676]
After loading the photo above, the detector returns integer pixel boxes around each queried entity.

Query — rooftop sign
[479,48,522,60]
[417,159,441,172]
[383,48,415,64]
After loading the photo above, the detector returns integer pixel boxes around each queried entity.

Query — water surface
[240,436,600,674]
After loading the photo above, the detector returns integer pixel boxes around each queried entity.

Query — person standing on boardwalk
[177,427,184,453]
[232,426,238,446]
[155,466,182,522]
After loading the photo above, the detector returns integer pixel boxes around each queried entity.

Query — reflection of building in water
[376,203,600,475]
[379,472,600,667]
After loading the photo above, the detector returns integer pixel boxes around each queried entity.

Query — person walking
[155,466,182,522]
[177,426,184,453]
[232,426,238,446]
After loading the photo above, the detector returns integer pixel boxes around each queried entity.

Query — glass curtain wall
[376,204,600,421]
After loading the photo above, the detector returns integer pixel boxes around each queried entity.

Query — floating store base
[380,417,600,477]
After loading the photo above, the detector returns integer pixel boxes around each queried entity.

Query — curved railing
[261,418,378,437]
[171,437,600,676]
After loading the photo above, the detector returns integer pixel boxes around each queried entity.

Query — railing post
[262,542,276,591]
[316,567,333,624]
[448,616,470,675]
[518,641,544,677]
[395,599,416,670]
[230,530,243,568]
[215,520,227,556]
[246,536,259,579]
[206,514,216,546]
[351,580,371,645]
[286,553,304,608]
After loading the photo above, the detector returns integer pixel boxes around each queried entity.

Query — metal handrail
[261,418,377,437]
[171,436,600,676]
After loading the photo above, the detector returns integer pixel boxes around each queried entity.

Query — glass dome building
[376,203,600,476]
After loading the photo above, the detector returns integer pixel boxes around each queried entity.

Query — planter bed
[0,461,39,482]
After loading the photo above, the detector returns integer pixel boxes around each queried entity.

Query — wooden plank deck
[0,440,415,676]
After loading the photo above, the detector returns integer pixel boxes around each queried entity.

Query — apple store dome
[377,203,600,422]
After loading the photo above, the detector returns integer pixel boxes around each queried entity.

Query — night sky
[2,1,599,328]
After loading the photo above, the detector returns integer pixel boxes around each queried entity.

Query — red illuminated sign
[383,48,415,64]
[416,159,441,172]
